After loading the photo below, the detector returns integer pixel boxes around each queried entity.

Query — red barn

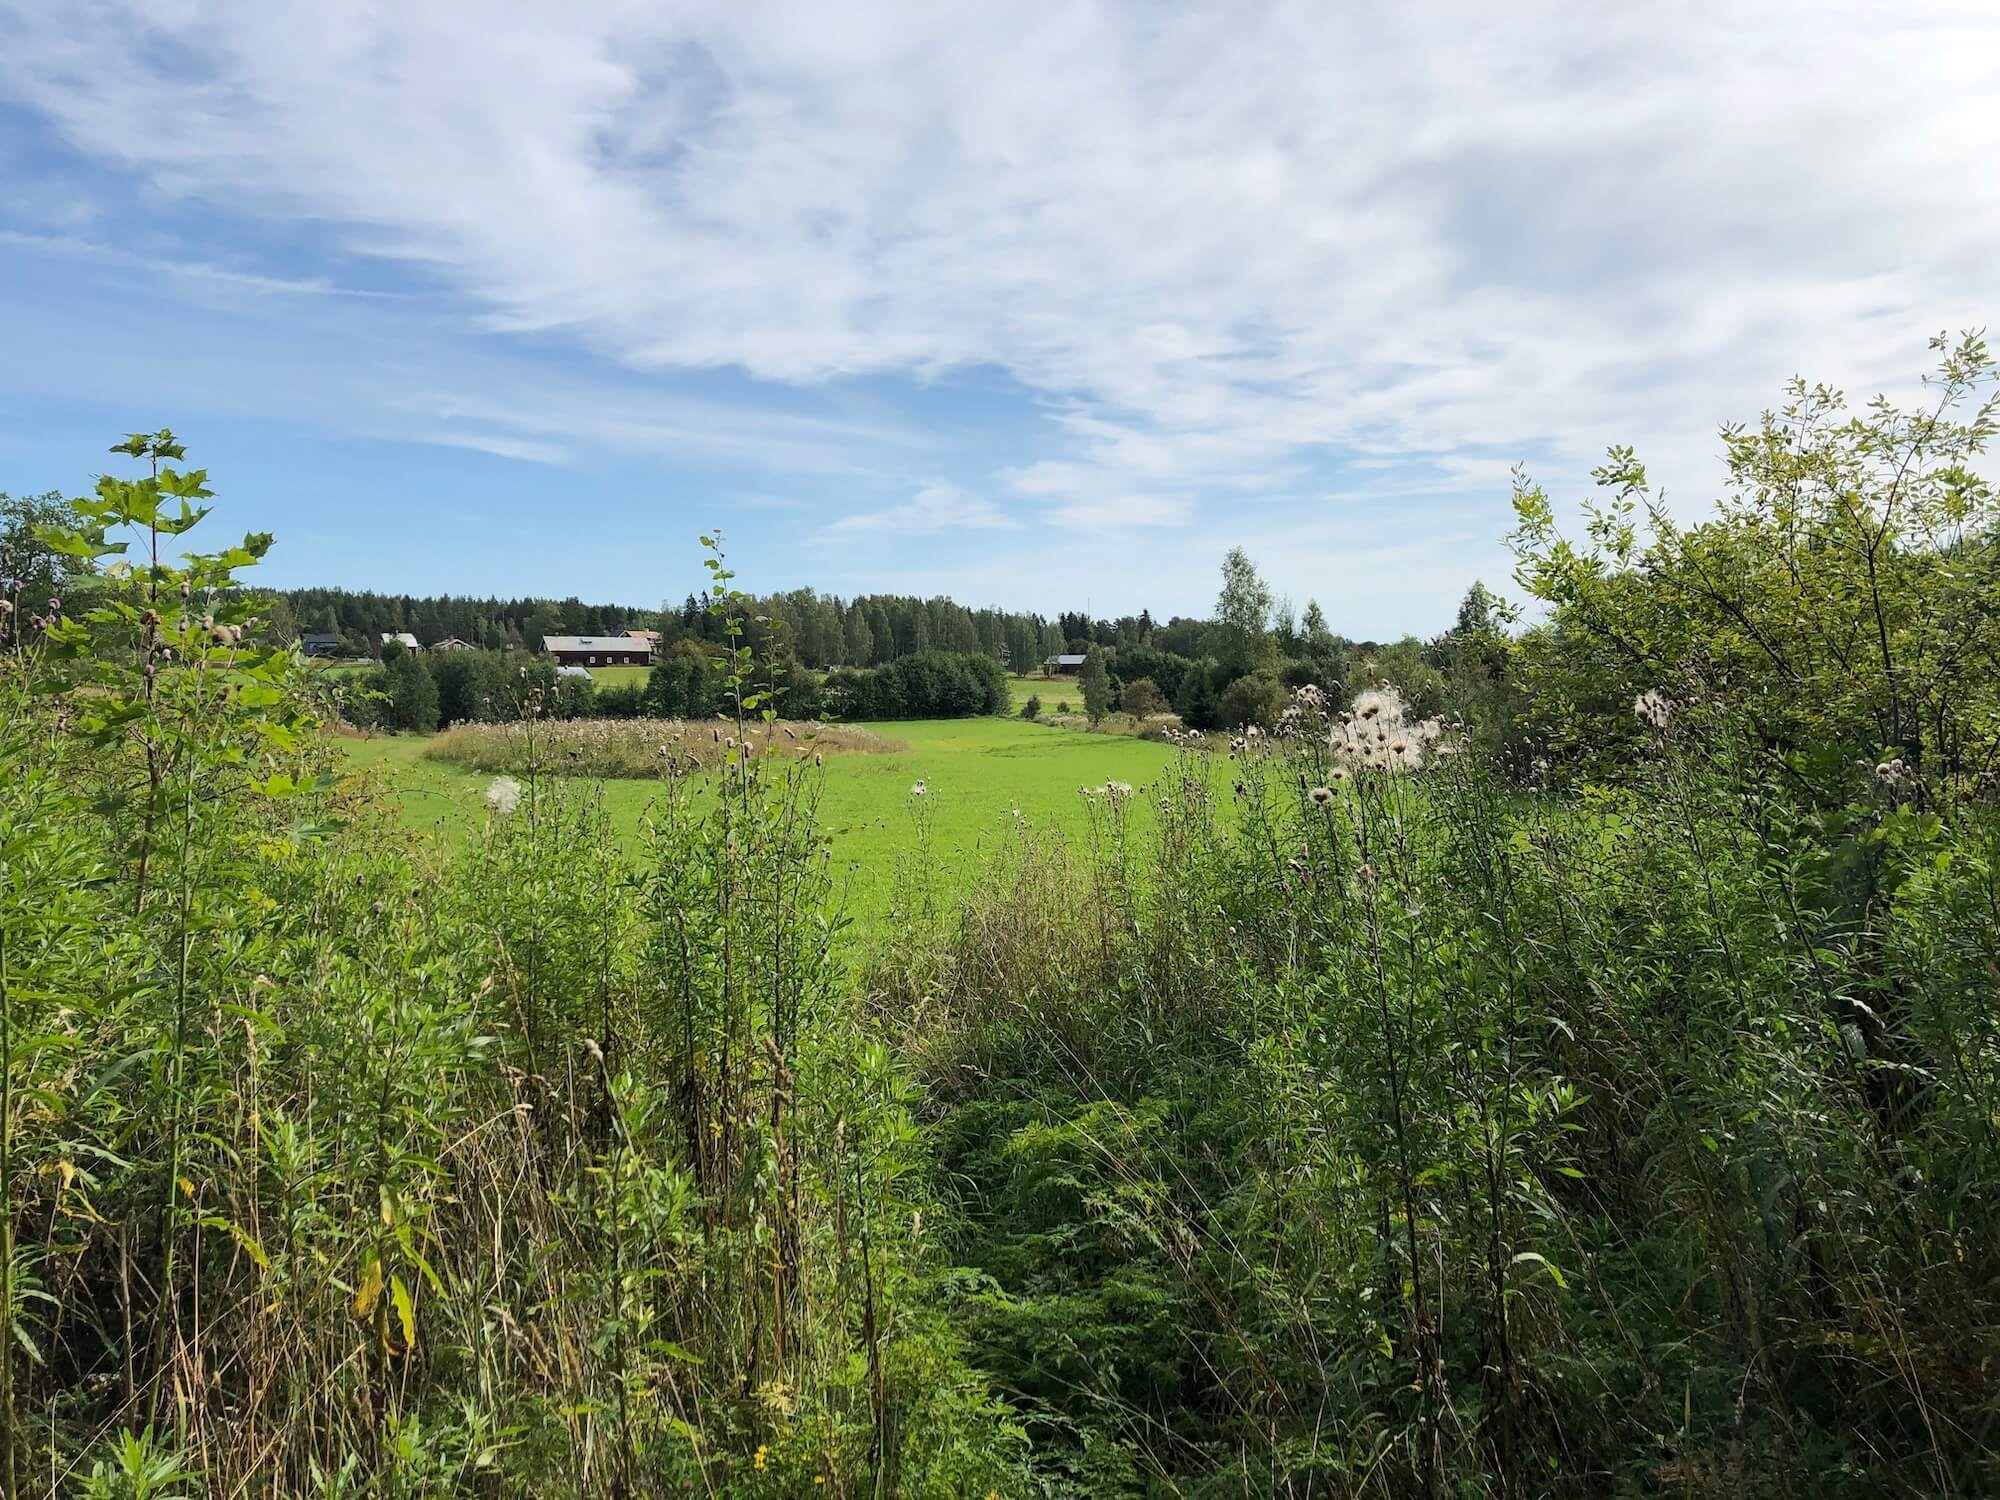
[542,634,654,668]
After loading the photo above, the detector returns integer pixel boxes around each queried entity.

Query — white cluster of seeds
[1633,689,1674,732]
[1328,685,1444,774]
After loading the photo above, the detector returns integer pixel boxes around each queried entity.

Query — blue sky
[1,3,1994,634]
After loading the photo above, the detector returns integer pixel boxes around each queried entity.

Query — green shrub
[1216,667,1283,729]
[1117,675,1165,717]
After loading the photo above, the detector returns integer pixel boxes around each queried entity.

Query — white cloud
[1,0,1995,603]
[423,429,568,465]
[825,482,1016,536]
[0,229,400,298]
[1045,495,1192,531]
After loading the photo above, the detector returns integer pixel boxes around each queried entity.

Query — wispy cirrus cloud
[0,228,403,299]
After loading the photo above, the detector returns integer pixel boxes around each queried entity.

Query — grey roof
[542,635,653,653]
[380,631,420,649]
[1047,653,1088,666]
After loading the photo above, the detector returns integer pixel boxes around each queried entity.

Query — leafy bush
[382,649,438,731]
[1171,659,1222,729]
[1117,675,1166,717]
[1509,330,2000,800]
[1216,667,1284,728]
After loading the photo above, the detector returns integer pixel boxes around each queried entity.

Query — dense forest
[276,582,1092,671]
[4,334,2000,1496]
[271,549,1413,689]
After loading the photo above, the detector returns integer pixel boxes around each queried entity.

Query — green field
[340,714,1180,925]
[1005,672,1080,711]
[586,663,653,687]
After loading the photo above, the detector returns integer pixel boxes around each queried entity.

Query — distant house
[624,628,662,648]
[432,637,476,652]
[542,634,654,668]
[1044,653,1087,676]
[300,633,342,659]
[380,631,421,653]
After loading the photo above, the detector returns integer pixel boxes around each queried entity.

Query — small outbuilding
[380,631,421,653]
[301,633,343,659]
[1044,653,1087,676]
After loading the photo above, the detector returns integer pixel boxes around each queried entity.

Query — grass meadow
[339,713,1179,926]
[585,662,653,687]
[1005,671,1079,711]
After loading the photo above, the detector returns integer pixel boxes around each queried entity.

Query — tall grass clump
[424,714,900,779]
[0,446,1021,1495]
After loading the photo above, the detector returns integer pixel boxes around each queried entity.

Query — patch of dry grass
[423,716,903,778]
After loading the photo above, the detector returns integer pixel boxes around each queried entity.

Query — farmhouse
[432,636,476,652]
[543,634,654,668]
[381,631,421,653]
[1044,653,1087,675]
[623,628,662,654]
[300,632,342,659]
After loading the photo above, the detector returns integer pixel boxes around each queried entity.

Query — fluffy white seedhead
[1277,683,1333,738]
[1634,689,1674,732]
[1327,684,1444,774]
[485,775,523,816]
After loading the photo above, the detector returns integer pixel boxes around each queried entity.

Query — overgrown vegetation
[5,334,2000,1495]
[424,715,901,780]
[2,481,1021,1496]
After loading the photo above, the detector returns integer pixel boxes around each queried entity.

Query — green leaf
[646,1338,706,1365]
[1511,1251,1569,1290]
[227,1223,272,1271]
[391,1275,417,1348]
